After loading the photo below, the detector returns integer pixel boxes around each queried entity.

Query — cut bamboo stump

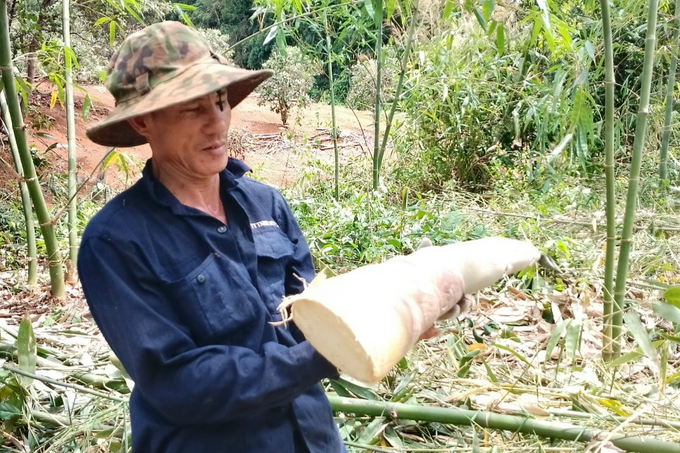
[284,237,542,383]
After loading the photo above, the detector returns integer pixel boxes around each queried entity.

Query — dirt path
[12,83,377,190]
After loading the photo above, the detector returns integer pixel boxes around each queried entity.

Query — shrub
[256,46,318,125]
[345,46,399,111]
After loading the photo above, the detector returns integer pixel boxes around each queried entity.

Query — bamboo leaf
[658,332,680,343]
[442,0,454,19]
[357,416,387,443]
[334,377,378,400]
[93,16,111,27]
[0,402,21,421]
[124,4,144,25]
[535,0,551,31]
[264,25,278,45]
[82,93,92,121]
[565,321,581,362]
[624,312,659,363]
[109,20,117,46]
[172,2,196,10]
[608,348,643,367]
[495,344,533,367]
[652,300,680,324]
[481,357,498,383]
[597,398,630,417]
[386,0,396,21]
[17,316,36,387]
[482,0,495,22]
[50,91,57,109]
[544,319,569,362]
[663,287,680,308]
[383,426,404,448]
[496,24,505,56]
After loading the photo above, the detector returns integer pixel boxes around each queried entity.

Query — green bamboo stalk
[372,0,384,190]
[323,11,339,200]
[600,0,616,362]
[0,0,65,298]
[63,0,78,269]
[0,91,37,286]
[328,396,680,453]
[377,4,418,172]
[612,0,659,357]
[659,0,680,183]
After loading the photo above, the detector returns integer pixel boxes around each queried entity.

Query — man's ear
[128,114,151,136]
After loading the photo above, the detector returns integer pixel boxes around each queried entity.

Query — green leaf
[357,416,387,443]
[663,287,680,308]
[0,402,21,421]
[608,349,643,367]
[17,316,36,387]
[124,4,144,25]
[565,321,581,362]
[93,17,111,27]
[652,300,680,325]
[624,311,658,363]
[109,20,117,46]
[264,25,278,46]
[544,319,569,362]
[442,0,454,19]
[658,332,680,344]
[495,343,533,367]
[535,0,551,31]
[333,377,378,400]
[473,8,487,31]
[172,2,196,10]
[386,0,396,21]
[482,0,495,22]
[496,24,505,56]
[82,94,92,121]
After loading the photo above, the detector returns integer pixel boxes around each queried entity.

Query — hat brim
[86,64,273,147]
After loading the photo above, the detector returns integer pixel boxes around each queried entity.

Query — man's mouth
[203,142,226,152]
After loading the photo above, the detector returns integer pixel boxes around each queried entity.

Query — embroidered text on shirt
[250,220,279,230]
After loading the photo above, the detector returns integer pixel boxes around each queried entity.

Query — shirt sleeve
[78,235,339,426]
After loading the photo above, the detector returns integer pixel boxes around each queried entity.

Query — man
[78,21,346,452]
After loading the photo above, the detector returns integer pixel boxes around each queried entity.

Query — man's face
[131,88,232,179]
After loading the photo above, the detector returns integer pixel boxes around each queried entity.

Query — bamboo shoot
[285,237,541,383]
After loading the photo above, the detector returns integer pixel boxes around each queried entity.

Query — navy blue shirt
[78,159,346,453]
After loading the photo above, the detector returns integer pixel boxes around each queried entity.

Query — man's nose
[202,103,230,134]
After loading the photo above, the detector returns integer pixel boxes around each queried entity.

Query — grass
[0,137,678,452]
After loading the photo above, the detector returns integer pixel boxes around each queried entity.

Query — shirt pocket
[167,253,259,343]
[253,228,295,317]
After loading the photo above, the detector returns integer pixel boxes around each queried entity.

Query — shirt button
[217,225,227,233]
[197,275,205,284]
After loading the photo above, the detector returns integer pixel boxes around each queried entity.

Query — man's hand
[416,237,476,340]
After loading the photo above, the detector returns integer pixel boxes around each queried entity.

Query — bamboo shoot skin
[287,237,541,383]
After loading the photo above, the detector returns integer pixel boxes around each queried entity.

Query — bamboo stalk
[600,0,617,362]
[612,0,659,357]
[659,0,680,183]
[63,0,78,270]
[0,91,37,285]
[323,11,339,200]
[378,4,418,172]
[2,364,128,403]
[372,0,384,190]
[0,0,65,297]
[328,396,680,453]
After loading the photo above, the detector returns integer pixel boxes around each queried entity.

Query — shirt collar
[141,158,252,208]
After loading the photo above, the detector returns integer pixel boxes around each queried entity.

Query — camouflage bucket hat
[86,21,273,147]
